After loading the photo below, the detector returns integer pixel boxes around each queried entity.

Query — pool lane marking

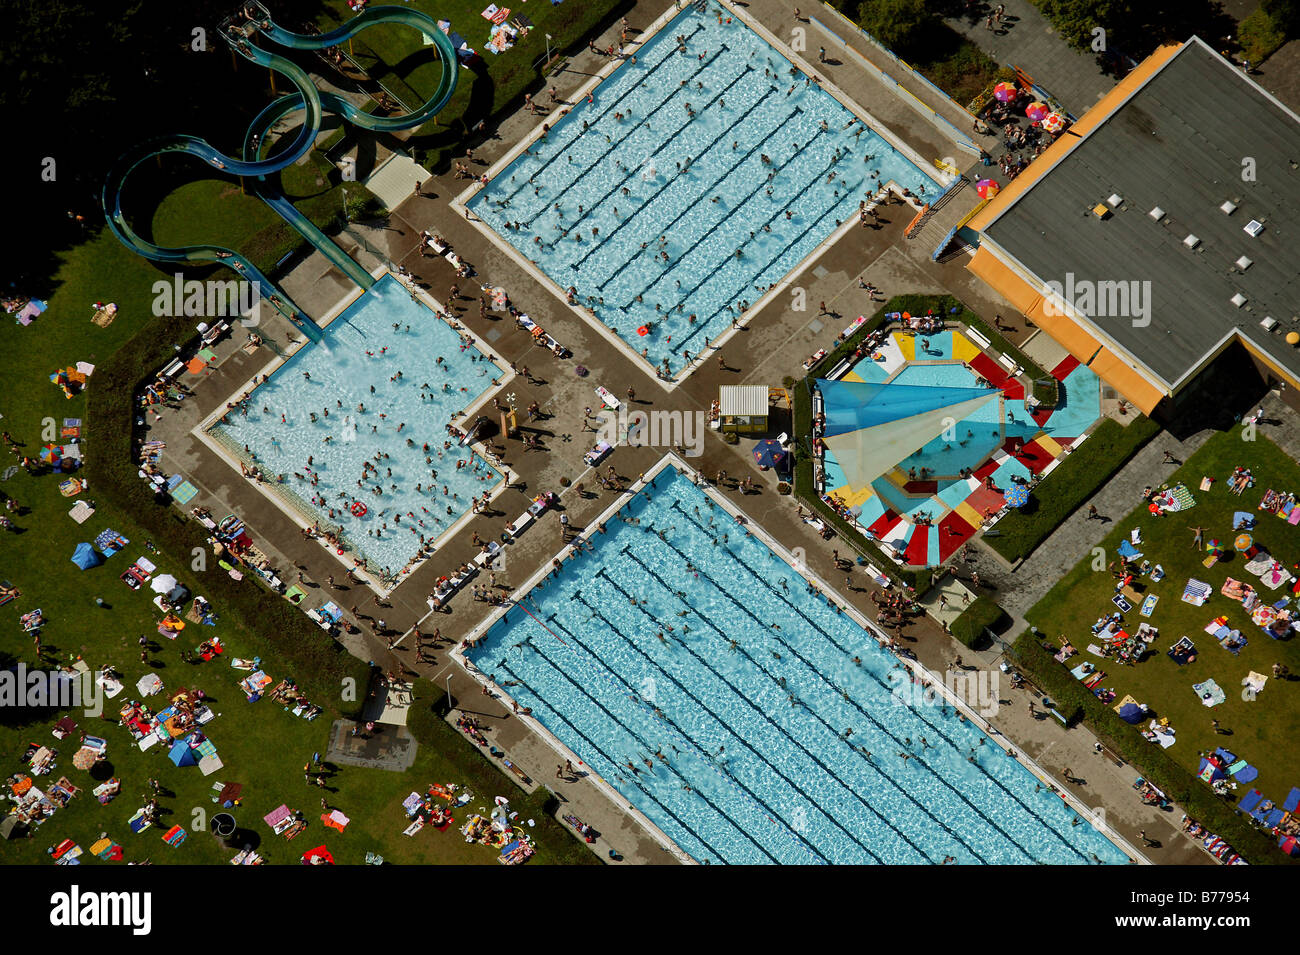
[561,69,772,265]
[604,553,972,864]
[493,656,739,864]
[556,600,834,864]
[613,542,991,862]
[579,576,892,864]
[664,501,1092,863]
[500,39,724,218]
[504,630,790,864]
[483,22,711,210]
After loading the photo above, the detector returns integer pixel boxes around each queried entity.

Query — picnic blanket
[1181,579,1212,605]
[1192,678,1226,707]
[1168,636,1196,665]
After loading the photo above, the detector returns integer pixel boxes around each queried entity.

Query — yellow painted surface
[894,333,915,363]
[951,331,981,364]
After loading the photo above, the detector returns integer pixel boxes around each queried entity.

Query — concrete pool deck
[135,0,1213,864]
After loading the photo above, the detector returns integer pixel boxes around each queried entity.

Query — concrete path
[944,0,1117,115]
[967,421,1213,626]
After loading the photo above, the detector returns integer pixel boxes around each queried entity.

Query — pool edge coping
[448,0,942,393]
[189,268,516,599]
[450,450,1149,865]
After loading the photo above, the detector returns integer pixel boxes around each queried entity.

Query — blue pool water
[468,468,1127,864]
[468,1,940,377]
[210,276,501,578]
[888,363,1005,478]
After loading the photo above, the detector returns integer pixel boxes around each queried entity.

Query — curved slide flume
[101,3,459,338]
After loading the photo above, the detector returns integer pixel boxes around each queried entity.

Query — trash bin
[211,812,237,846]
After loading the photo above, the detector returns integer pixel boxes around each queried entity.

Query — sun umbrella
[1118,702,1145,724]
[40,445,62,464]
[150,574,179,595]
[1004,484,1029,508]
[976,179,1000,200]
[753,439,787,470]
[1025,101,1050,122]
[72,747,98,771]
[1042,112,1066,134]
[993,81,1018,103]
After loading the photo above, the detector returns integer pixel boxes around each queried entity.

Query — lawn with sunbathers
[0,234,592,864]
[1026,424,1300,804]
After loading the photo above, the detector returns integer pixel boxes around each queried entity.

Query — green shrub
[1238,6,1289,64]
[1031,377,1060,409]
[791,293,1045,587]
[950,595,1007,648]
[84,316,371,717]
[1009,631,1285,864]
[987,416,1161,563]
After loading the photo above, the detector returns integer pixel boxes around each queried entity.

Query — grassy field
[1026,425,1300,803]
[313,0,622,171]
[0,0,625,867]
[987,416,1161,564]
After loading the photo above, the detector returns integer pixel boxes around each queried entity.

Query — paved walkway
[967,420,1213,626]
[944,0,1117,115]
[139,0,1229,864]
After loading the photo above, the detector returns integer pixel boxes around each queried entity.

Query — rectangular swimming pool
[208,275,502,582]
[466,464,1128,864]
[467,0,941,378]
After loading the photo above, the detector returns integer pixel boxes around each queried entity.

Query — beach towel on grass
[1181,579,1212,605]
[1193,678,1226,707]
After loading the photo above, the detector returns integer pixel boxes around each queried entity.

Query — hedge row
[84,315,371,718]
[1009,630,1285,865]
[405,680,599,865]
[986,415,1161,564]
[790,293,1046,589]
[950,595,1007,648]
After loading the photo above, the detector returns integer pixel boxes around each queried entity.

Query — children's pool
[467,0,940,378]
[467,467,1127,864]
[209,276,502,579]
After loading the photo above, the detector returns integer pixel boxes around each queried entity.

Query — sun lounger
[1181,579,1212,605]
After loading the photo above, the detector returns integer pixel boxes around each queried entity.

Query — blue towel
[1233,764,1259,783]
[1117,540,1141,558]
[1265,808,1285,827]
[1284,788,1300,813]
[1238,789,1263,813]
[1213,746,1237,764]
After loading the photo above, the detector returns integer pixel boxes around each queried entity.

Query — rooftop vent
[1245,220,1264,237]
[1091,203,1111,219]
[1221,200,1237,215]
[1149,206,1165,221]
[1184,234,1201,249]
[1232,293,1248,308]
[1236,255,1253,271]
[1107,194,1123,208]
[1261,316,1278,331]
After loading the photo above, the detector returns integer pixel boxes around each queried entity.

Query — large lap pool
[208,276,502,581]
[467,465,1127,864]
[467,0,940,378]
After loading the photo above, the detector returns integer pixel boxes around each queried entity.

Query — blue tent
[1118,702,1145,724]
[168,740,198,768]
[70,543,103,571]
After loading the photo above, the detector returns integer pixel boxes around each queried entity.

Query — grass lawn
[1026,425,1300,804]
[987,416,1161,564]
[313,0,621,170]
[0,234,594,863]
